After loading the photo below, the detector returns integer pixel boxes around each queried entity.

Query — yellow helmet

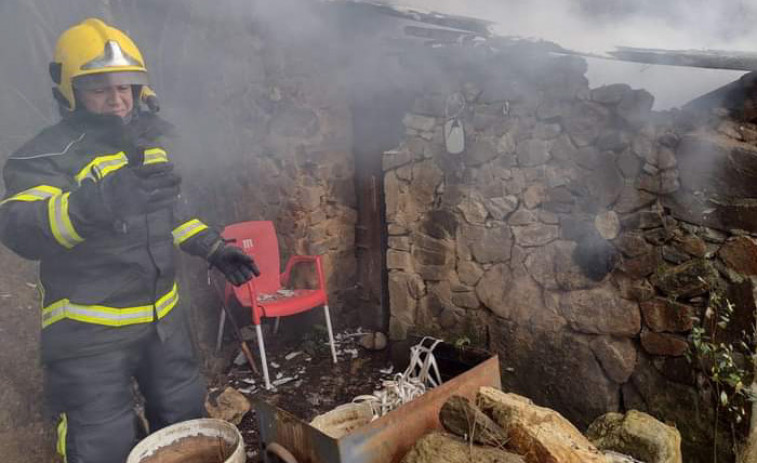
[50,18,151,111]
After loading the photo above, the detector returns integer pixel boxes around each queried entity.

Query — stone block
[476,388,607,463]
[517,139,551,167]
[620,250,661,279]
[590,336,637,384]
[508,208,538,225]
[657,147,677,170]
[389,315,410,341]
[617,150,641,178]
[402,113,437,132]
[591,83,632,105]
[640,298,696,333]
[388,236,411,251]
[661,246,690,265]
[298,186,323,211]
[451,291,480,309]
[382,149,413,171]
[585,156,624,208]
[565,101,611,147]
[408,274,426,299]
[470,225,512,263]
[388,224,409,235]
[613,186,656,214]
[476,264,545,323]
[617,89,654,129]
[632,135,654,163]
[457,260,484,286]
[412,95,447,117]
[388,272,418,324]
[533,122,562,140]
[674,235,706,258]
[466,136,500,166]
[497,132,517,155]
[416,264,450,281]
[560,283,641,336]
[485,196,518,220]
[512,224,558,247]
[650,260,718,298]
[614,232,654,258]
[614,273,656,302]
[596,131,630,152]
[719,236,757,275]
[522,183,547,209]
[387,249,412,270]
[410,160,443,207]
[640,329,688,356]
[587,410,683,463]
[457,191,489,224]
[595,211,621,240]
[550,134,578,162]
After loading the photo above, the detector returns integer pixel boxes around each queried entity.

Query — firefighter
[0,18,259,462]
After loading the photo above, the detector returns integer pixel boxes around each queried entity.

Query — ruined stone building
[2,1,757,461]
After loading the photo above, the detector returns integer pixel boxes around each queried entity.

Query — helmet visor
[72,71,149,90]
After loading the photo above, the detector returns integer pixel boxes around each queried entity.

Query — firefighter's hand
[209,244,261,286]
[109,163,182,216]
[69,163,181,231]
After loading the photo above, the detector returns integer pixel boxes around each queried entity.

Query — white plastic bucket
[126,418,245,463]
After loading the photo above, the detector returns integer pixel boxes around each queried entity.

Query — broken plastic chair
[444,92,466,154]
[215,220,338,390]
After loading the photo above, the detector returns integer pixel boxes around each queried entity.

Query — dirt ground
[208,323,397,463]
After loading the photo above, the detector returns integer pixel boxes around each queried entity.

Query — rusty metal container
[255,342,501,463]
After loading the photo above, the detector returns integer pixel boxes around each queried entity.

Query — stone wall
[383,43,756,460]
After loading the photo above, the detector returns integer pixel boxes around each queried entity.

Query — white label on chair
[242,239,254,249]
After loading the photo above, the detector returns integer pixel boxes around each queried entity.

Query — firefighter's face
[78,84,133,119]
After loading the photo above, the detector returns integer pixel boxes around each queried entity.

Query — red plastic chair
[216,221,338,389]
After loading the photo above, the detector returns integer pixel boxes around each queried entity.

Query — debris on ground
[211,327,397,462]
[205,387,251,426]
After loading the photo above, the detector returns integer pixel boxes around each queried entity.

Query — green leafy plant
[687,291,757,461]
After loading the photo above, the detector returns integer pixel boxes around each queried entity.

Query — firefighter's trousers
[45,324,206,463]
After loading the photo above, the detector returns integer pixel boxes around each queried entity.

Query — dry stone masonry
[383,42,757,461]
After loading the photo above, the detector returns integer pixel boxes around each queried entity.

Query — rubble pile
[401,388,682,463]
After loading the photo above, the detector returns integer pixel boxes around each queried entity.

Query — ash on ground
[209,326,395,463]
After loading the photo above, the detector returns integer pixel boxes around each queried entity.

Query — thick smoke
[387,0,757,53]
[382,0,757,109]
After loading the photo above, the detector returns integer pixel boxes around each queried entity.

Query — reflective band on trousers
[0,185,62,206]
[172,219,208,246]
[74,152,128,184]
[42,283,179,328]
[57,413,68,463]
[48,192,84,249]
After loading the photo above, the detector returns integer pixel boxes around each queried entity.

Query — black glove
[69,162,181,230]
[209,244,261,286]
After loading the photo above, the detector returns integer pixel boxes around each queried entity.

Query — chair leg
[273,317,281,335]
[215,306,227,353]
[256,324,272,390]
[324,305,338,364]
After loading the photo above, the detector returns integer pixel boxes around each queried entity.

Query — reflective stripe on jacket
[0,112,221,362]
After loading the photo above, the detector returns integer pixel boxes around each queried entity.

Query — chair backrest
[222,221,281,294]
